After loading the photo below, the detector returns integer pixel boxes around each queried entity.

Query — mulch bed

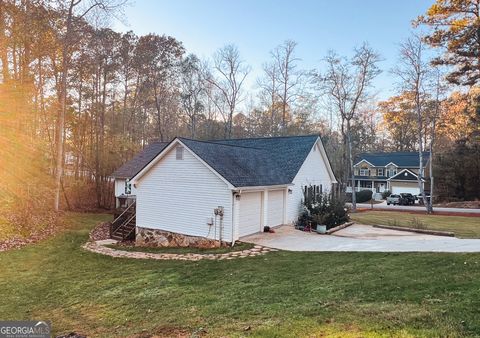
[89,221,111,241]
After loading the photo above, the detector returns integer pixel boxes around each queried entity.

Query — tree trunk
[346,119,356,211]
[54,2,74,212]
[0,0,9,82]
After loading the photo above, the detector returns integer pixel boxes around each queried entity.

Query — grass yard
[1,213,480,337]
[351,210,480,238]
[106,241,254,254]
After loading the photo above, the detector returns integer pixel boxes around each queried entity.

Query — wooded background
[0,0,479,226]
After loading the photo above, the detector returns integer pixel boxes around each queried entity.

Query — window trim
[377,168,384,176]
[359,168,369,176]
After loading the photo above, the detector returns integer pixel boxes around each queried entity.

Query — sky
[114,0,434,101]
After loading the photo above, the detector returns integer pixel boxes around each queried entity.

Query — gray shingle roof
[111,141,169,178]
[179,135,320,187]
[355,152,429,167]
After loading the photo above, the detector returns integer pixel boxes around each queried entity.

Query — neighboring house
[347,152,429,196]
[111,135,337,243]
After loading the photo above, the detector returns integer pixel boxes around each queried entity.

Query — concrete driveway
[241,224,480,252]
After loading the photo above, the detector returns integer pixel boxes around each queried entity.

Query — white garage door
[267,190,284,227]
[391,186,420,195]
[239,192,262,237]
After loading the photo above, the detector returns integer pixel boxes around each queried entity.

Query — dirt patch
[434,201,480,209]
[89,221,111,241]
[56,333,87,338]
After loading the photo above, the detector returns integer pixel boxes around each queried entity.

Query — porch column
[262,190,269,228]
[283,188,288,224]
[356,179,360,192]
[372,180,374,193]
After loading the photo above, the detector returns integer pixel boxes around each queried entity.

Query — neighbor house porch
[346,179,387,194]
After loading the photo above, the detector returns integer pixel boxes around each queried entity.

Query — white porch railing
[346,187,376,193]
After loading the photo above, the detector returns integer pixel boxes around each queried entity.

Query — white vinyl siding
[267,189,284,227]
[287,140,335,223]
[136,146,233,241]
[238,191,262,237]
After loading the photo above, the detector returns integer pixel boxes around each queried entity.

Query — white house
[111,135,337,245]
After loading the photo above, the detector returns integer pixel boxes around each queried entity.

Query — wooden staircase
[110,201,136,241]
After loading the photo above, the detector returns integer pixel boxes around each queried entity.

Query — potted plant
[313,214,327,234]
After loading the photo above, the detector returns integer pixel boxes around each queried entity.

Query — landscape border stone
[82,240,277,261]
[325,221,355,235]
[372,224,455,237]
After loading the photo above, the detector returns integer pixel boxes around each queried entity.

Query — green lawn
[1,213,480,337]
[351,210,480,238]
[106,241,254,254]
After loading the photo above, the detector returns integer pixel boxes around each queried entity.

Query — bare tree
[322,43,381,211]
[393,34,432,213]
[257,60,280,135]
[272,40,303,133]
[428,67,446,213]
[53,0,126,212]
[206,44,250,139]
[180,54,204,138]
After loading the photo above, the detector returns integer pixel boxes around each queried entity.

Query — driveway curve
[242,224,480,253]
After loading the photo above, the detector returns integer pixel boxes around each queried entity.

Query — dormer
[385,162,398,177]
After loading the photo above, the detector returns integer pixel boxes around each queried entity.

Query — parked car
[416,193,431,205]
[399,193,415,205]
[387,194,402,205]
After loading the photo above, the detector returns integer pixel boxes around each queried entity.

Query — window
[377,168,384,176]
[386,168,397,177]
[359,169,369,176]
[176,146,184,160]
[125,179,132,194]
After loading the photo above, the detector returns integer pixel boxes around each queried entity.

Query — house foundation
[136,227,225,248]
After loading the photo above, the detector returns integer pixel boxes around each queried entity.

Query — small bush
[382,190,392,199]
[356,190,373,203]
[410,217,427,229]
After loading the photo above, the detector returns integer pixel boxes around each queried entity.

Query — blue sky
[115,0,434,100]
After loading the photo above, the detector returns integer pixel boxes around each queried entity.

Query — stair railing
[110,201,136,239]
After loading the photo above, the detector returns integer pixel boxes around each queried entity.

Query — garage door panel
[239,192,262,237]
[267,190,284,227]
[391,184,420,195]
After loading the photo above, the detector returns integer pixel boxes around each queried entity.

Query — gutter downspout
[231,191,239,246]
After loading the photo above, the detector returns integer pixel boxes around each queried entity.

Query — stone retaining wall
[136,227,223,248]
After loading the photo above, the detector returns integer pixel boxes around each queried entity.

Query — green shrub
[300,189,349,230]
[382,190,392,199]
[356,190,373,203]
